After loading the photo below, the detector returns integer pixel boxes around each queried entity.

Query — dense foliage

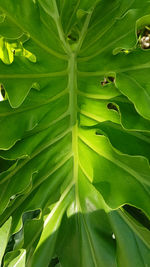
[0,0,150,266]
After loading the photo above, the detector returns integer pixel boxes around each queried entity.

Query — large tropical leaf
[0,0,150,266]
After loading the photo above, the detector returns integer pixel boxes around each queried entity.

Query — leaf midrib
[62,4,96,212]
[0,3,100,265]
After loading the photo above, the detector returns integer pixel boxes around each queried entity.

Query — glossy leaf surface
[0,0,150,266]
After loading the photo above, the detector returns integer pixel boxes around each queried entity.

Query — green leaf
[0,217,11,265]
[4,249,26,267]
[0,0,150,266]
[109,210,150,267]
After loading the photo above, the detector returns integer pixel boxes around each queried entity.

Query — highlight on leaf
[0,36,36,64]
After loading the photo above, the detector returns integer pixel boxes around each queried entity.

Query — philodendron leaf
[0,217,11,265]
[4,249,26,267]
[0,0,150,266]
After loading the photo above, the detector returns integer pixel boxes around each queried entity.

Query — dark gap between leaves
[49,257,59,267]
[124,205,150,230]
[2,209,41,265]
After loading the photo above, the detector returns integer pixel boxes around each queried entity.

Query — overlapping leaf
[0,0,150,266]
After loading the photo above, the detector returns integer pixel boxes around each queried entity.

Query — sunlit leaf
[0,1,150,266]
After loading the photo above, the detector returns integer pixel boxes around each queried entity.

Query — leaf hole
[67,34,77,42]
[101,78,109,86]
[101,76,115,86]
[95,131,103,136]
[10,195,16,202]
[107,76,115,82]
[107,103,118,112]
[120,48,131,54]
[0,84,5,100]
[138,25,150,49]
[67,24,79,45]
